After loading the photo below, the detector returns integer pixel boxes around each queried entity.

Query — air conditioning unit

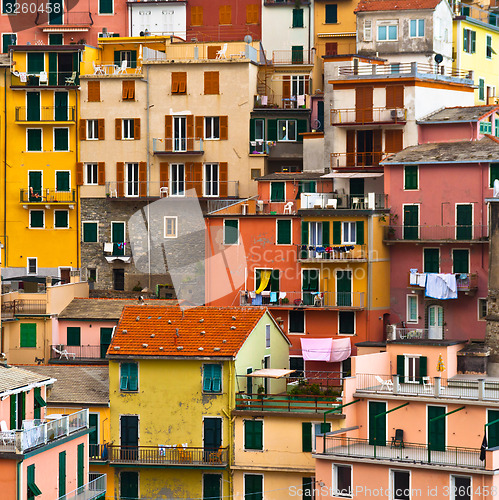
[390,109,405,120]
[256,200,264,212]
[386,324,397,341]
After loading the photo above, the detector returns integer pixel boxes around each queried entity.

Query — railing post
[411,61,417,75]
[478,378,485,400]
[393,374,400,394]
[434,377,441,397]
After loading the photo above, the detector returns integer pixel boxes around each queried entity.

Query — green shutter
[99,0,113,14]
[54,92,68,121]
[270,182,285,201]
[114,50,120,66]
[423,248,439,273]
[320,422,331,434]
[471,30,476,52]
[292,8,303,27]
[27,129,42,152]
[212,364,221,392]
[56,171,70,191]
[55,210,68,228]
[77,443,84,487]
[83,222,98,242]
[397,355,405,383]
[203,364,213,391]
[488,410,499,448]
[404,165,418,190]
[356,221,364,245]
[120,363,130,391]
[322,221,330,246]
[48,52,57,85]
[66,327,81,346]
[267,119,277,141]
[456,204,472,240]
[303,477,313,500]
[203,474,221,500]
[302,422,312,452]
[453,249,469,273]
[325,4,337,23]
[245,420,262,449]
[463,29,469,51]
[20,392,26,423]
[10,395,16,429]
[27,92,40,121]
[20,323,37,347]
[27,463,42,497]
[59,451,66,496]
[129,363,138,391]
[54,128,69,151]
[249,118,256,142]
[270,270,280,292]
[369,401,386,446]
[224,219,238,245]
[130,50,137,68]
[332,221,341,245]
[419,356,427,384]
[254,421,263,449]
[245,474,263,500]
[428,406,446,451]
[277,220,291,244]
[34,387,46,419]
[339,311,355,334]
[296,119,308,140]
[301,221,309,244]
[292,45,303,64]
[27,53,44,73]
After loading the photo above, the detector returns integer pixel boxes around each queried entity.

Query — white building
[128,0,186,38]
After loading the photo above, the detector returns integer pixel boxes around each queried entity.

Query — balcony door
[100,328,113,359]
[302,269,319,306]
[112,222,125,256]
[355,86,373,123]
[173,116,187,152]
[120,415,138,460]
[336,270,352,307]
[428,406,446,452]
[27,92,40,121]
[403,205,419,240]
[368,401,386,446]
[125,163,139,197]
[28,171,42,201]
[428,305,443,339]
[456,204,472,240]
[54,92,68,121]
[204,417,222,455]
[49,0,63,24]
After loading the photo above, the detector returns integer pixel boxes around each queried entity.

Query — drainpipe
[367,215,374,340]
[228,360,234,499]
[75,86,80,271]
[145,64,151,290]
[4,66,7,267]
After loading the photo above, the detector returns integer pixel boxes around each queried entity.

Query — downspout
[4,66,7,267]
[308,4,312,64]
[75,85,80,271]
[228,360,234,500]
[145,64,151,290]
[367,215,374,341]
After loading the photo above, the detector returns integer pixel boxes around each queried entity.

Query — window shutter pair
[185,162,203,196]
[116,162,124,197]
[246,4,258,24]
[191,5,203,26]
[219,5,231,24]
[122,80,135,100]
[204,72,219,95]
[171,72,187,94]
[386,85,404,109]
[87,81,100,102]
[115,119,140,140]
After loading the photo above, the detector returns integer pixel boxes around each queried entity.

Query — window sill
[202,391,223,395]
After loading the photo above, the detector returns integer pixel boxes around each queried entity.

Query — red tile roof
[108,306,273,358]
[355,0,441,12]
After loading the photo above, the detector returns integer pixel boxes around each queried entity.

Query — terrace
[385,225,488,242]
[234,393,341,413]
[50,344,105,363]
[331,107,407,126]
[2,299,47,318]
[240,291,365,309]
[56,473,107,500]
[20,189,76,205]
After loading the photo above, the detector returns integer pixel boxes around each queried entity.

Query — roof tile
[355,0,441,12]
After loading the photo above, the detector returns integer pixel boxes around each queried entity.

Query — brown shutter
[134,118,141,140]
[373,129,383,165]
[304,76,309,96]
[325,43,338,56]
[283,75,291,99]
[207,46,220,60]
[386,86,395,109]
[165,115,173,150]
[385,129,403,153]
[219,162,228,197]
[139,161,147,197]
[98,118,105,140]
[76,162,84,186]
[384,130,393,154]
[346,130,355,167]
[220,116,228,140]
[116,162,124,197]
[386,85,404,109]
[171,72,179,93]
[193,162,203,197]
[98,162,105,185]
[115,118,122,140]
[185,162,194,192]
[160,162,169,188]
[128,81,135,100]
[356,86,373,123]
[186,115,194,150]
[79,119,86,140]
[88,81,100,102]
[178,72,187,94]
[122,81,128,100]
[195,116,204,140]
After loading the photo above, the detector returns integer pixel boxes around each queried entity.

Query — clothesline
[301,245,355,253]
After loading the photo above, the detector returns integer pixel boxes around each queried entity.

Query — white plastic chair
[160,186,169,198]
[422,376,433,393]
[375,375,393,391]
[216,43,228,59]
[52,346,76,360]
[93,61,104,75]
[65,72,77,85]
[116,60,127,75]
[39,71,48,85]
[0,420,15,445]
[283,201,294,214]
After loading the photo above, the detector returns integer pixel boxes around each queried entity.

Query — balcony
[11,71,79,88]
[153,138,204,155]
[20,189,76,205]
[108,445,228,467]
[57,473,107,500]
[264,0,310,5]
[316,435,483,470]
[89,444,108,462]
[272,49,314,65]
[299,192,387,210]
[240,291,365,309]
[298,245,367,262]
[35,9,93,28]
[385,225,489,242]
[330,152,385,170]
[103,242,132,263]
[50,344,105,362]
[81,60,143,77]
[456,1,499,28]
[16,106,76,122]
[254,94,308,110]
[389,327,429,341]
[0,409,88,455]
[331,107,407,126]
[235,393,340,413]
[1,299,46,318]
[408,272,478,292]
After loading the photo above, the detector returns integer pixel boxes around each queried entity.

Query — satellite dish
[244,35,253,44]
[434,53,443,64]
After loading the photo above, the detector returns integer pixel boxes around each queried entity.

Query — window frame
[1,32,16,53]
[98,0,113,15]
[54,210,69,229]
[276,218,292,245]
[288,310,305,334]
[404,165,419,190]
[87,119,99,140]
[338,310,355,335]
[450,475,472,500]
[55,170,70,192]
[53,127,69,152]
[292,7,304,28]
[332,463,353,498]
[170,163,185,197]
[391,468,411,500]
[265,324,271,348]
[82,221,99,243]
[452,248,470,274]
[478,78,485,101]
[478,298,488,321]
[277,119,297,142]
[119,362,139,392]
[122,119,135,140]
[423,247,440,273]
[203,364,222,393]
[29,209,45,229]
[164,216,178,238]
[487,34,493,59]
[20,323,37,348]
[27,257,37,275]
[377,21,398,41]
[204,163,219,197]
[26,128,42,152]
[409,19,425,38]
[325,4,337,24]
[204,116,220,140]
[463,28,476,53]
[244,474,263,499]
[406,294,418,324]
[85,163,98,185]
[223,219,239,245]
[342,221,356,244]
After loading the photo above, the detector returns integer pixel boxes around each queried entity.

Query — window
[463,28,476,53]
[171,72,187,94]
[172,116,187,151]
[67,326,81,346]
[29,210,44,228]
[204,163,219,196]
[20,323,37,348]
[122,80,135,101]
[27,464,42,500]
[48,33,62,45]
[120,362,138,391]
[289,310,305,333]
[302,478,314,500]
[122,119,135,140]
[265,324,270,348]
[453,249,469,273]
[378,22,398,41]
[87,81,100,102]
[244,420,263,450]
[342,222,356,244]
[27,53,44,73]
[313,422,331,451]
[487,35,493,59]
[170,164,185,196]
[2,33,16,53]
[291,75,307,97]
[27,257,37,274]
[54,210,69,228]
[85,163,98,185]
[423,248,439,273]
[204,71,219,95]
[480,120,492,134]
[478,298,488,320]
[205,117,220,140]
[2,0,15,14]
[410,19,424,37]
[364,20,372,41]
[292,8,303,28]
[164,216,177,238]
[125,162,139,197]
[86,119,99,140]
[82,221,98,242]
[54,128,69,151]
[277,120,297,141]
[114,50,137,68]
[244,474,263,500]
[333,464,352,498]
[404,165,418,190]
[56,171,70,192]
[391,470,410,500]
[87,268,97,282]
[325,4,337,24]
[219,5,231,24]
[203,364,222,392]
[397,354,427,383]
[270,182,285,201]
[407,295,418,323]
[302,422,312,452]
[339,311,355,335]
[490,163,499,187]
[27,129,42,152]
[99,0,113,14]
[277,219,292,245]
[203,474,221,500]
[479,78,485,101]
[290,356,304,377]
[292,45,303,64]
[451,475,471,500]
[246,4,258,24]
[224,219,239,245]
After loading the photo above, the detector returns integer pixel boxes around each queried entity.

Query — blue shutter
[120,363,129,391]
[203,364,213,391]
[129,363,138,391]
[212,365,222,392]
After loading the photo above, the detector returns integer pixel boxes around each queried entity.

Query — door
[27,92,40,121]
[173,116,187,151]
[29,171,42,201]
[112,222,125,256]
[403,205,419,240]
[49,0,63,24]
[488,410,499,448]
[350,178,364,196]
[368,401,386,446]
[57,52,73,85]
[120,415,138,460]
[60,268,70,284]
[54,92,68,121]
[456,204,472,240]
[126,163,139,197]
[203,475,221,500]
[120,471,139,500]
[246,368,253,395]
[428,305,443,339]
[317,100,324,131]
[355,86,373,123]
[336,270,352,307]
[89,414,98,457]
[203,417,222,460]
[113,269,125,291]
[428,406,446,452]
[302,269,319,306]
[357,130,373,166]
[100,328,113,358]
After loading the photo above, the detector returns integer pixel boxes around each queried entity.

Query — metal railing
[408,272,478,291]
[300,192,387,210]
[0,409,88,454]
[235,393,340,412]
[272,49,314,65]
[254,94,308,109]
[320,435,483,469]
[330,152,385,169]
[153,138,204,154]
[20,189,76,204]
[297,245,367,261]
[1,299,46,316]
[56,473,107,500]
[89,443,108,461]
[81,60,142,77]
[108,445,228,466]
[331,107,407,125]
[15,106,76,122]
[249,140,270,154]
[11,71,79,87]
[392,327,429,340]
[35,10,93,26]
[50,344,103,360]
[240,291,365,308]
[386,225,489,241]
[455,1,499,28]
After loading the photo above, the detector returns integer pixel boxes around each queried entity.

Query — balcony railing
[89,443,108,461]
[456,1,499,28]
[108,445,228,467]
[35,10,93,26]
[11,71,79,87]
[240,291,365,308]
[389,327,429,340]
[408,272,478,292]
[50,344,103,361]
[16,106,76,122]
[1,299,46,317]
[81,60,142,77]
[386,225,489,241]
[0,409,88,454]
[20,189,76,204]
[153,138,204,154]
[254,94,308,110]
[318,435,483,469]
[330,152,385,169]
[297,244,367,261]
[272,49,314,65]
[235,393,340,412]
[56,474,107,500]
[331,107,407,125]
[300,192,387,210]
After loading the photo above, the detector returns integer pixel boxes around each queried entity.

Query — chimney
[486,198,499,374]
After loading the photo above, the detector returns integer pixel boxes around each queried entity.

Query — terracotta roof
[419,105,499,123]
[0,365,53,394]
[355,0,441,12]
[108,306,271,358]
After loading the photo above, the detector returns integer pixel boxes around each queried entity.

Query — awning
[246,369,296,379]
[300,338,351,362]
[105,256,132,263]
[321,172,383,179]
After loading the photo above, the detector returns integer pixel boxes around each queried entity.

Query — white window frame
[478,297,488,321]
[204,116,220,140]
[125,162,139,197]
[364,20,372,41]
[405,354,422,383]
[54,210,69,229]
[204,163,219,197]
[277,119,297,142]
[173,116,187,151]
[122,119,134,140]
[276,218,292,245]
[223,219,239,245]
[455,203,474,238]
[55,170,71,192]
[26,128,43,152]
[390,468,411,500]
[82,220,99,243]
[243,474,263,498]
[452,247,470,274]
[29,209,45,229]
[332,463,353,498]
[291,75,306,97]
[265,324,270,348]
[170,163,185,197]
[338,310,356,336]
[288,310,305,334]
[450,475,472,500]
[164,216,178,238]
[243,418,264,451]
[98,0,114,15]
[85,163,98,185]
[2,33,16,52]
[409,19,425,38]
[111,221,126,245]
[342,221,356,244]
[406,294,418,324]
[27,257,37,275]
[377,21,398,41]
[87,119,99,140]
[53,127,69,152]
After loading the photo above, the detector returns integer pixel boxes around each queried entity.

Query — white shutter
[364,20,372,41]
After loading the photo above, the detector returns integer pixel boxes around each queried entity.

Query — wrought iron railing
[272,49,314,65]
[331,107,407,125]
[297,244,367,261]
[20,189,76,203]
[240,291,365,308]
[386,225,489,241]
[153,138,204,154]
[50,344,103,360]
[16,106,76,122]
[1,299,46,316]
[330,151,385,169]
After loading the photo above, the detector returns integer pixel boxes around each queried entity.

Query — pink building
[383,107,499,342]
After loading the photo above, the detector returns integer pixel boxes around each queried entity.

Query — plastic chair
[65,72,77,85]
[116,60,127,75]
[39,71,48,85]
[391,429,404,448]
[283,201,294,214]
[93,61,105,75]
[375,375,393,391]
[160,186,169,198]
[216,43,228,59]
[52,345,76,360]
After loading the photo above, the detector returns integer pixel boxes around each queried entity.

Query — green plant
[257,385,265,395]
[132,282,143,292]
[281,297,290,305]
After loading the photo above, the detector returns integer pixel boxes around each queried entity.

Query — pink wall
[418,122,478,143]
[56,320,116,346]
[0,460,17,500]
[352,352,390,376]
[257,179,334,201]
[0,385,47,430]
